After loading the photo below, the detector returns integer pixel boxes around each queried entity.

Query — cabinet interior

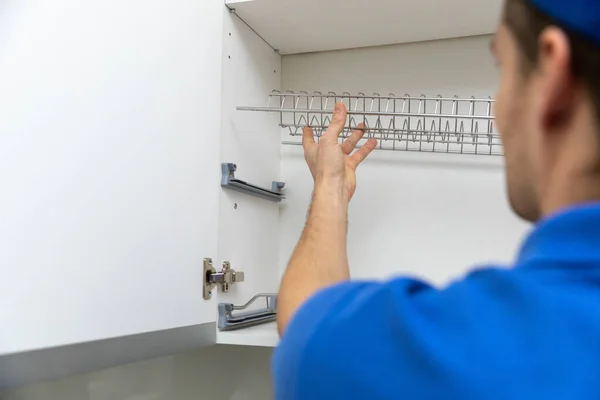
[215,10,530,347]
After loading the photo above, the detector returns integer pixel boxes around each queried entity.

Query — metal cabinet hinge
[203,259,245,300]
[218,293,277,331]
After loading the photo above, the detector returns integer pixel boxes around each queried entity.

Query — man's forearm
[277,182,350,335]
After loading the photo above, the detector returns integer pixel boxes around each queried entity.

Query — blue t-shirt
[273,203,600,399]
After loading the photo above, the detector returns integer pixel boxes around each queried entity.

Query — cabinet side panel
[0,0,222,355]
[217,11,282,325]
[279,36,530,286]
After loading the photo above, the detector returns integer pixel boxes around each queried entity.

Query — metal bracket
[221,163,285,202]
[203,259,245,300]
[218,293,277,331]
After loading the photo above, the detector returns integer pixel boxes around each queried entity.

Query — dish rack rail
[237,91,502,156]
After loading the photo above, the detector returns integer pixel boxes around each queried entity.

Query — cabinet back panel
[279,36,530,286]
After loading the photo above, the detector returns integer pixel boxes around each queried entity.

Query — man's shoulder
[274,263,600,399]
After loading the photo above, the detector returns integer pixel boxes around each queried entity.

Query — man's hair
[503,0,600,124]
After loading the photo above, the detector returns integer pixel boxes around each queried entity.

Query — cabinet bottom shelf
[217,322,279,348]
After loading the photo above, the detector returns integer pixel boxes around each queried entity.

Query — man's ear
[537,27,575,129]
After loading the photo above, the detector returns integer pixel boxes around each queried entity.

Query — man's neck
[540,110,600,218]
[542,170,600,218]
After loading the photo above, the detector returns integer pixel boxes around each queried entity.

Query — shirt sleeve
[272,266,530,399]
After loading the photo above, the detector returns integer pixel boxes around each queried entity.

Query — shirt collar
[517,202,600,266]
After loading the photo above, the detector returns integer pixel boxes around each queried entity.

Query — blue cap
[530,0,600,45]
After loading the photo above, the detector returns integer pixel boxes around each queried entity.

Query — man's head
[493,0,600,222]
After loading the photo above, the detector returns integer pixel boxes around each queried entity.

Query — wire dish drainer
[237,91,502,156]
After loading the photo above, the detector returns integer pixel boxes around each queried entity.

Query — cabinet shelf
[238,91,503,156]
[226,0,502,55]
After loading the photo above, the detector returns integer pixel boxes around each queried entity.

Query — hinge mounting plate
[203,258,245,300]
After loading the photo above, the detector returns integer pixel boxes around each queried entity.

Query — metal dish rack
[237,91,502,156]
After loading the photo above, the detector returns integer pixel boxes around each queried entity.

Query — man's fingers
[302,126,316,150]
[321,103,347,143]
[349,138,377,169]
[341,123,366,155]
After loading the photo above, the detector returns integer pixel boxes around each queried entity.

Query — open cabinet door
[0,0,223,388]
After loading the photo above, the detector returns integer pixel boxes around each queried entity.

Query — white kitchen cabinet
[0,0,529,389]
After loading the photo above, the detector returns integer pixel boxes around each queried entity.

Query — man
[273,0,600,398]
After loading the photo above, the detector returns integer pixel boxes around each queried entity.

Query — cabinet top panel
[226,0,503,54]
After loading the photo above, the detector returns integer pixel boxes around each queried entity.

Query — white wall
[0,346,273,400]
[279,36,531,286]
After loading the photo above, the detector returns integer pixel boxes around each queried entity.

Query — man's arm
[277,103,377,335]
[277,181,349,335]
